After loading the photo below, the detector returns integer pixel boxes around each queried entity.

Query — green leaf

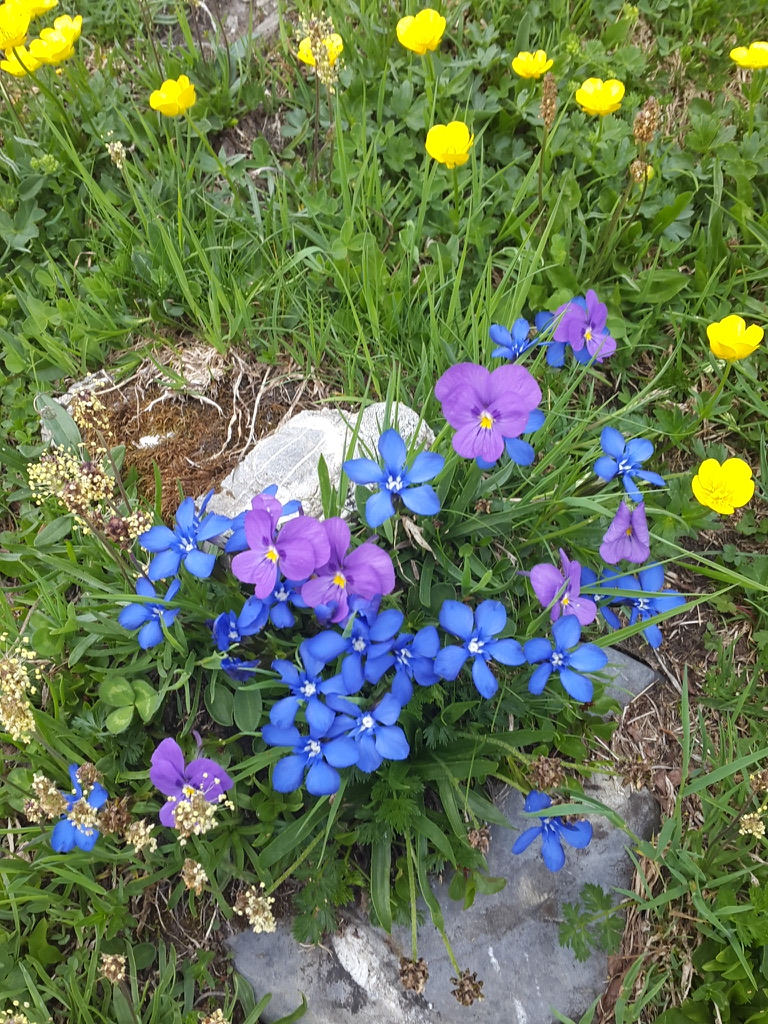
[233,687,263,734]
[132,680,162,723]
[370,837,393,932]
[33,515,73,548]
[99,678,135,707]
[205,683,234,726]
[105,706,135,733]
[412,815,456,865]
[34,393,82,449]
[26,918,61,966]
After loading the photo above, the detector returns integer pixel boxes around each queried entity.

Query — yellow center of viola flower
[182,784,197,797]
[625,527,633,536]
[265,547,279,562]
[561,595,570,606]
[479,411,493,429]
[584,329,592,343]
[333,572,347,588]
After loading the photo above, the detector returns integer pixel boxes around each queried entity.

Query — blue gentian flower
[594,427,666,504]
[211,596,269,651]
[304,608,404,695]
[261,723,358,796]
[139,490,232,580]
[434,600,525,699]
[118,577,181,649]
[511,791,593,872]
[268,578,308,629]
[225,485,303,554]
[490,317,538,360]
[601,564,685,648]
[51,764,109,853]
[365,626,441,705]
[268,641,346,734]
[327,691,409,772]
[476,408,545,470]
[221,656,261,681]
[343,428,445,528]
[524,615,607,702]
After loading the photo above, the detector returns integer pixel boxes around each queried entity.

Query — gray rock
[602,649,658,708]
[231,768,658,1024]
[206,403,435,519]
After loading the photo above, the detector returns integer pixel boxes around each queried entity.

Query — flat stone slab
[231,770,658,1024]
[602,649,658,708]
[206,403,435,519]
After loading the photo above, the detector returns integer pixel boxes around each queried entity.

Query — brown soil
[99,342,330,519]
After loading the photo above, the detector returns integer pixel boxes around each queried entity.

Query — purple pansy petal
[186,757,233,799]
[453,421,505,462]
[530,563,565,607]
[150,738,187,795]
[346,542,395,597]
[321,517,351,567]
[159,801,177,827]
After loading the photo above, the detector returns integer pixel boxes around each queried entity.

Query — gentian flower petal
[528,662,553,694]
[139,525,176,552]
[401,484,441,516]
[147,548,183,581]
[560,820,593,848]
[137,619,164,649]
[377,428,407,470]
[600,427,626,458]
[485,638,525,665]
[273,755,308,792]
[559,668,594,702]
[524,791,552,812]
[183,549,217,579]
[305,761,342,796]
[524,638,553,663]
[365,489,396,527]
[511,824,543,854]
[439,600,475,640]
[552,613,581,650]
[343,457,384,485]
[51,819,77,853]
[472,657,499,698]
[434,644,470,680]
[407,451,445,483]
[541,829,566,871]
[474,599,507,637]
[374,724,410,761]
[569,644,608,673]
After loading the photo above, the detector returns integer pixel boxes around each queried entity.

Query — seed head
[181,858,209,894]
[540,72,558,129]
[633,96,661,144]
[450,968,485,1006]
[739,812,765,838]
[233,884,276,934]
[100,953,127,983]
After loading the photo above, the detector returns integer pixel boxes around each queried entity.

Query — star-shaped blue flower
[343,429,444,528]
[594,427,665,504]
[140,490,231,580]
[524,615,607,702]
[51,764,109,853]
[511,791,593,872]
[601,564,685,648]
[118,577,181,649]
[261,723,359,796]
[434,600,525,699]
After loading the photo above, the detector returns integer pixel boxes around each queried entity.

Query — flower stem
[312,75,321,182]
[699,359,733,422]
[537,122,549,223]
[452,167,460,229]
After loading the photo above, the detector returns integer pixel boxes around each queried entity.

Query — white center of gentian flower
[479,410,494,430]
[182,538,195,552]
[305,740,322,758]
[617,458,630,472]
[396,648,412,665]
[360,715,375,731]
[636,598,650,613]
[275,586,288,601]
[352,637,367,653]
[265,546,279,563]
[228,626,239,641]
[468,637,484,655]
[552,651,565,667]
[386,474,404,492]
[301,680,317,698]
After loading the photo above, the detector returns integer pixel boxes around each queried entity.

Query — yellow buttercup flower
[692,457,755,515]
[0,43,39,74]
[296,32,343,67]
[575,77,625,116]
[0,2,31,50]
[729,41,768,70]
[396,8,446,55]
[149,74,196,117]
[51,12,81,39]
[21,0,58,17]
[425,120,474,168]
[511,49,553,79]
[28,13,81,63]
[706,314,763,361]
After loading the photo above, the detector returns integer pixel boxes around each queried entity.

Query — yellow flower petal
[425,120,473,168]
[511,49,553,79]
[397,8,446,55]
[575,77,625,116]
[730,41,768,69]
[150,74,196,116]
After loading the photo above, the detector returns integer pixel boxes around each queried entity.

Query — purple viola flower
[524,615,607,702]
[475,408,546,471]
[343,428,444,528]
[434,600,525,699]
[139,490,231,581]
[599,502,650,565]
[211,595,269,652]
[301,518,395,625]
[511,791,593,872]
[326,691,410,772]
[601,564,685,648]
[594,427,666,504]
[268,640,347,734]
[529,549,597,625]
[552,290,617,365]
[118,577,181,649]
[221,656,261,681]
[150,738,233,828]
[225,486,304,554]
[434,363,542,464]
[232,501,329,600]
[366,625,441,705]
[304,607,404,695]
[50,764,109,853]
[261,723,359,796]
